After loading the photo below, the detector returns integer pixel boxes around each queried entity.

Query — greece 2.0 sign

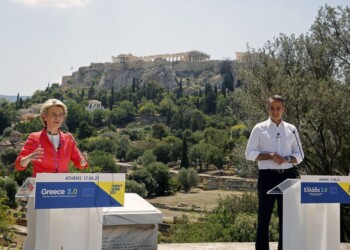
[35,173,125,209]
[301,175,350,204]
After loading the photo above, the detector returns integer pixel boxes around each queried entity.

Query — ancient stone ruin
[112,50,210,63]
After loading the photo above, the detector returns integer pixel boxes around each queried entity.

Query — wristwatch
[285,156,292,163]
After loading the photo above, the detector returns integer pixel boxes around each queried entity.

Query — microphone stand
[63,131,91,172]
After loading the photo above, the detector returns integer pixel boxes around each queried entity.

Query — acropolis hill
[61,51,240,93]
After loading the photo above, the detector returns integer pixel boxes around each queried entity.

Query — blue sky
[0,0,348,96]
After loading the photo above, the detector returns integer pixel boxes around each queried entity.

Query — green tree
[151,123,168,140]
[153,142,172,164]
[77,120,96,139]
[66,102,92,133]
[16,117,42,134]
[92,109,106,128]
[139,150,157,167]
[15,93,20,109]
[176,78,183,99]
[182,109,207,131]
[163,136,182,162]
[126,179,147,198]
[2,127,13,137]
[0,100,17,135]
[88,83,96,100]
[139,100,157,116]
[125,145,144,162]
[177,168,198,193]
[159,95,176,125]
[153,136,182,163]
[0,147,18,166]
[116,135,130,161]
[189,143,208,172]
[109,100,136,126]
[216,94,229,115]
[140,81,164,103]
[109,86,115,110]
[180,136,189,168]
[82,134,117,154]
[129,168,158,197]
[146,162,171,196]
[13,167,32,186]
[203,83,217,114]
[0,191,15,243]
[88,150,118,173]
[0,178,17,208]
[206,146,224,170]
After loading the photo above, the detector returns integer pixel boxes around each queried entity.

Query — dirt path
[146,188,243,221]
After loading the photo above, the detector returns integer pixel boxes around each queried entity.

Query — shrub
[225,213,257,242]
[0,191,15,242]
[0,177,18,208]
[126,180,147,198]
[177,168,199,192]
[166,192,281,243]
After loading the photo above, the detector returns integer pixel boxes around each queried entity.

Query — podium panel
[268,177,343,250]
[16,173,126,250]
[301,175,350,203]
[282,179,339,250]
[35,173,125,209]
[36,206,103,250]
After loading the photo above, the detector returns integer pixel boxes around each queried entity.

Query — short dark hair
[268,95,285,107]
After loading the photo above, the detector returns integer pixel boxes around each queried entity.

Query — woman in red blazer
[15,98,88,175]
[15,98,88,250]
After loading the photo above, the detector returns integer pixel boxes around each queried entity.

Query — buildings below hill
[0,95,30,103]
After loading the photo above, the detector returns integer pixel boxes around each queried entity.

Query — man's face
[268,99,285,124]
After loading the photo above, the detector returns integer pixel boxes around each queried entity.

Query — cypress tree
[180,136,189,168]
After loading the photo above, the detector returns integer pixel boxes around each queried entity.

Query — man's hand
[271,153,288,165]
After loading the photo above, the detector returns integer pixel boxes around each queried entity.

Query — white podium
[268,178,340,250]
[16,173,125,250]
[35,203,103,250]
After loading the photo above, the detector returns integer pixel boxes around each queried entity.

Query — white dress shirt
[245,118,304,170]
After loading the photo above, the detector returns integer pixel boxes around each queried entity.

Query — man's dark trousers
[256,168,298,250]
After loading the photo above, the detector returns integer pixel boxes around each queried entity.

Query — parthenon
[112,50,210,63]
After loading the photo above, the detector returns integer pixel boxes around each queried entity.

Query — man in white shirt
[245,95,304,250]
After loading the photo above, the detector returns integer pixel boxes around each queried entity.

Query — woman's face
[42,106,65,132]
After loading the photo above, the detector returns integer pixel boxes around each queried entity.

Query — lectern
[16,173,125,250]
[268,175,350,250]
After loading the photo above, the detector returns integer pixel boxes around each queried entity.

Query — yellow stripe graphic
[95,181,125,206]
[338,183,350,196]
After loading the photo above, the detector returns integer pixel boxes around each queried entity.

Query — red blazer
[15,129,88,177]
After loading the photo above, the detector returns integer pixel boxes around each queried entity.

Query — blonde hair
[39,99,67,126]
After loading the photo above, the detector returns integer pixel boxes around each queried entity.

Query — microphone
[292,130,308,175]
[292,130,303,159]
[48,131,59,173]
[276,132,280,139]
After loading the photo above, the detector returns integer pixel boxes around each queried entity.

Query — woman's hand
[20,145,44,168]
[80,152,88,166]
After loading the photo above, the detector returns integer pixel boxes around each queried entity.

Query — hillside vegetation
[1,4,350,244]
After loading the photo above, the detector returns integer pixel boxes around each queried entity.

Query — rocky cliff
[61,60,237,93]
